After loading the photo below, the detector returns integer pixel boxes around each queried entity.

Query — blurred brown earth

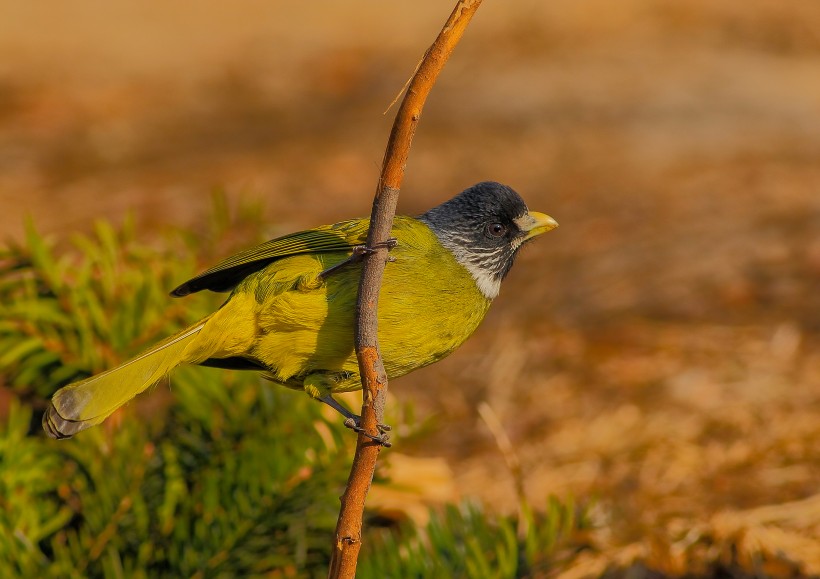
[3,0,820,574]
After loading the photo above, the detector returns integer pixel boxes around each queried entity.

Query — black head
[420,181,557,299]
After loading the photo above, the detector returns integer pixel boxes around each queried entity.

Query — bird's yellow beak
[515,211,559,241]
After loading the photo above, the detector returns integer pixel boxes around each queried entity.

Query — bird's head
[420,181,558,300]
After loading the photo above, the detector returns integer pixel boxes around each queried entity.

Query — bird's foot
[318,394,392,447]
[351,237,398,256]
[319,238,398,279]
[343,417,392,447]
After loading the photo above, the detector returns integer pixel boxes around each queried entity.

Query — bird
[43,181,557,440]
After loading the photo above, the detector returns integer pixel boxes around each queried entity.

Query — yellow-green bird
[43,182,557,440]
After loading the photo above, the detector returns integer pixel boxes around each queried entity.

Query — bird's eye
[486,222,507,238]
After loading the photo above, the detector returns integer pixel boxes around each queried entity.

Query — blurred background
[2,0,820,574]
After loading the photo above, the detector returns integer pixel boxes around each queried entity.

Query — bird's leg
[318,394,392,447]
[318,238,398,280]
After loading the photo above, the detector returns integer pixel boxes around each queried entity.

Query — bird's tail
[43,319,209,439]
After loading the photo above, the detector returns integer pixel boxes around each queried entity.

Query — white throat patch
[463,260,502,300]
[441,244,502,300]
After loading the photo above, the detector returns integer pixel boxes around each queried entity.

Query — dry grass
[2,0,820,574]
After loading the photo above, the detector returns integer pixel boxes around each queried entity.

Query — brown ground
[3,1,820,575]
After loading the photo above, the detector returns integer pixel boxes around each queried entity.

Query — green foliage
[0,191,269,400]
[0,202,354,577]
[1,377,350,578]
[0,217,199,399]
[0,207,590,577]
[358,498,589,578]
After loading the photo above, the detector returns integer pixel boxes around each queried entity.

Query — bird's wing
[171,218,370,296]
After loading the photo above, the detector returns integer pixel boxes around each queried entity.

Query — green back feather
[171,219,369,296]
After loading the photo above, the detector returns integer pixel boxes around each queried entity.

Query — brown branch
[327,1,484,577]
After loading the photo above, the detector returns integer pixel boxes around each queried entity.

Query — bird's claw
[343,417,392,447]
[319,238,398,279]
[352,237,398,256]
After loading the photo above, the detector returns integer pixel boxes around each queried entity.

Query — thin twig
[327,2,483,577]
[382,56,422,116]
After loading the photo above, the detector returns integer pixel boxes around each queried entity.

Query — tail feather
[43,321,207,439]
